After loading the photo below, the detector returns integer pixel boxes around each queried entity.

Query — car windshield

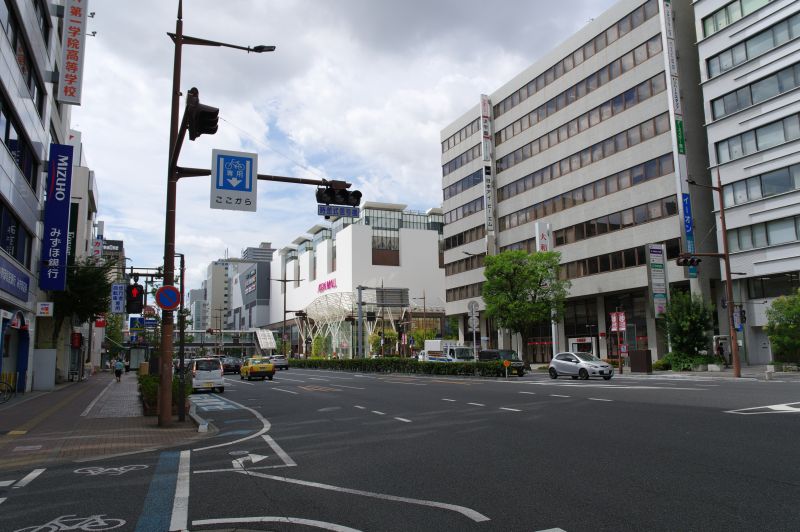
[453,347,474,360]
[498,350,520,361]
[195,359,220,371]
[575,353,601,362]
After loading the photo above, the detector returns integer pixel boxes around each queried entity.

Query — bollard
[765,371,773,381]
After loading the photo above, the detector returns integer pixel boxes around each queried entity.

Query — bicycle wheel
[0,381,12,403]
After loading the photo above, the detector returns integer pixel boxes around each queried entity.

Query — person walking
[114,358,124,382]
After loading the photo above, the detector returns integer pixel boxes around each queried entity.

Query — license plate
[203,382,213,388]
[600,371,607,375]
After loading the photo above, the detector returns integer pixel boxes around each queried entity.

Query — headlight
[588,364,599,369]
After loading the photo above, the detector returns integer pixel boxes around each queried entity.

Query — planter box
[707,364,724,372]
[692,364,708,372]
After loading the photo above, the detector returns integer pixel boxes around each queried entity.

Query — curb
[188,399,209,433]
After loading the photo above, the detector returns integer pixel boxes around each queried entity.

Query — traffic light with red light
[676,254,701,267]
[126,283,145,314]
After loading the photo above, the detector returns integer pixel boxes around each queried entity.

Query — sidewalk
[0,370,210,471]
[530,363,800,381]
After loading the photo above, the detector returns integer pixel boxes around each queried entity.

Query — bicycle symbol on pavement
[14,514,126,531]
[73,465,148,476]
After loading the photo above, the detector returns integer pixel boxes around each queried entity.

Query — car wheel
[603,375,612,380]
[240,374,244,380]
[247,375,252,381]
[571,375,579,380]
[579,369,589,380]
[548,368,558,379]
[268,375,273,380]
[517,370,525,377]
[218,387,224,393]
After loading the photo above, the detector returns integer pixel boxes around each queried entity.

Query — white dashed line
[371,410,386,415]
[499,407,521,412]
[442,398,456,402]
[331,384,365,390]
[394,417,412,423]
[519,391,536,395]
[354,405,366,410]
[467,403,485,407]
[588,398,613,402]
[13,468,45,488]
[0,497,6,505]
[550,394,570,398]
[272,388,299,395]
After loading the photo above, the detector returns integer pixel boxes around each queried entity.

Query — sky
[71,0,616,291]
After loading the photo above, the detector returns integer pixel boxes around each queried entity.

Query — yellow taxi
[240,357,276,381]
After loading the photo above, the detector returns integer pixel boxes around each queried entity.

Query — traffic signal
[316,186,362,206]
[186,87,219,141]
[126,283,145,314]
[676,254,701,267]
[740,308,747,323]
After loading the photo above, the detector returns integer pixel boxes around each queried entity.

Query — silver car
[269,355,289,370]
[549,352,613,380]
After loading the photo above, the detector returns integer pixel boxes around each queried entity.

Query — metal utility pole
[176,253,186,422]
[357,285,364,358]
[270,277,303,357]
[158,0,276,427]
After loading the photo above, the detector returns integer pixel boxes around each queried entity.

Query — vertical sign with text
[57,0,89,105]
[39,144,74,291]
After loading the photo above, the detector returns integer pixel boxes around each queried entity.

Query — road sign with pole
[155,285,181,311]
[211,149,257,212]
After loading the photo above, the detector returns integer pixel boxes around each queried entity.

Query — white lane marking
[330,384,365,390]
[519,391,536,395]
[192,516,361,531]
[13,445,42,452]
[272,388,299,395]
[550,395,570,398]
[441,398,456,402]
[383,380,427,386]
[13,468,45,488]
[725,402,800,415]
[232,470,490,522]
[263,434,296,467]
[194,396,271,452]
[588,398,613,402]
[536,528,568,532]
[530,382,706,391]
[169,450,191,532]
[371,410,386,415]
[0,497,5,505]
[227,377,254,386]
[81,378,115,416]
[499,407,521,412]
[354,405,366,410]
[274,377,307,383]
[0,480,15,487]
[467,403,485,407]
[309,378,330,381]
[394,417,412,423]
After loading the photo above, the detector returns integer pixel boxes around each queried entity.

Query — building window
[716,112,800,164]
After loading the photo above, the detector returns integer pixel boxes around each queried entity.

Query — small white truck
[421,340,475,362]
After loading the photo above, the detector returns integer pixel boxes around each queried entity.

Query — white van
[190,357,225,393]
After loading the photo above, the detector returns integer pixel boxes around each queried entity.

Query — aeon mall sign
[318,279,337,293]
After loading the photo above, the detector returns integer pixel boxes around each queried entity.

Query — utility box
[630,350,652,374]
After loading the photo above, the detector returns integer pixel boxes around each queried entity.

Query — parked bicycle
[0,380,15,404]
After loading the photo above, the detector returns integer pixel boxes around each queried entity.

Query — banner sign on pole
[56,0,89,105]
[111,283,125,314]
[39,144,74,291]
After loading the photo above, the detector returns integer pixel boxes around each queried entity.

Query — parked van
[190,357,224,393]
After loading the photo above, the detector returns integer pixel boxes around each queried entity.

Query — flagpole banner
[39,144,75,291]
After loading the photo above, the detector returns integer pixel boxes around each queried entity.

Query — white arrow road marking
[725,402,800,415]
[193,516,361,531]
[232,453,269,470]
[231,470,490,522]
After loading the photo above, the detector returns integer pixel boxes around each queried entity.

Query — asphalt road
[2,369,798,531]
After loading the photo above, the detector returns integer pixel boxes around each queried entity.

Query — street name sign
[318,204,359,218]
[211,149,257,212]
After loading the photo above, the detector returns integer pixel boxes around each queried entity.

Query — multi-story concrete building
[205,260,230,333]
[694,0,800,364]
[269,202,445,357]
[228,242,275,330]
[441,0,720,364]
[187,287,207,331]
[102,239,126,281]
[1,0,76,390]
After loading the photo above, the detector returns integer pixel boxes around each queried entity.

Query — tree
[765,288,800,363]
[482,250,569,349]
[663,290,714,358]
[104,313,125,361]
[410,328,437,350]
[369,329,398,355]
[49,257,116,348]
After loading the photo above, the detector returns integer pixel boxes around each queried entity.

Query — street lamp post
[158,0,275,426]
[686,170,741,378]
[270,277,304,357]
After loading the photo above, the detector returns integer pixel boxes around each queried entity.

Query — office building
[694,0,800,363]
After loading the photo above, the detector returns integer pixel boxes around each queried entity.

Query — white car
[190,357,225,393]
[549,352,613,380]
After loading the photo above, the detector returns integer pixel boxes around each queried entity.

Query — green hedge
[137,373,192,405]
[289,357,522,377]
